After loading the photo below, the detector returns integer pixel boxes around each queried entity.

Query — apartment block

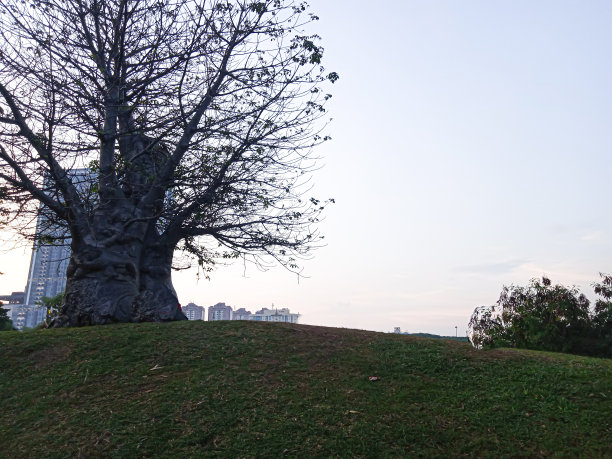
[182,302,205,320]
[231,306,300,324]
[208,302,233,321]
[20,169,92,329]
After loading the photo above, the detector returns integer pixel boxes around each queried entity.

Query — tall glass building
[23,169,92,311]
[23,241,71,306]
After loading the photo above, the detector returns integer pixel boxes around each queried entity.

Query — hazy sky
[1,0,611,335]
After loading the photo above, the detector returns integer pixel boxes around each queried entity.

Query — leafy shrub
[39,292,65,326]
[0,303,13,331]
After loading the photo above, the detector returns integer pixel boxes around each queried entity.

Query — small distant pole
[455,326,458,337]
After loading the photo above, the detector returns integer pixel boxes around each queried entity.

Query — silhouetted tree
[0,0,336,326]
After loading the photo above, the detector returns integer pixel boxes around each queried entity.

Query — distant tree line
[469,274,612,357]
[406,332,469,342]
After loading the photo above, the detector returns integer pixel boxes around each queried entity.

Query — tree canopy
[468,274,612,357]
[0,0,336,326]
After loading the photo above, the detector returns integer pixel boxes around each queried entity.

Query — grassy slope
[0,321,610,458]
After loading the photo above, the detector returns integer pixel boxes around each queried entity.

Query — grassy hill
[1,321,611,457]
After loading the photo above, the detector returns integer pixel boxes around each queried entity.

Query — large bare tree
[0,0,336,326]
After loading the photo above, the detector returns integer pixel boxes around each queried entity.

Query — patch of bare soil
[28,344,73,369]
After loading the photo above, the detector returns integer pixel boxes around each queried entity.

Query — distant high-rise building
[252,307,300,323]
[24,306,47,329]
[0,291,24,328]
[8,304,46,330]
[22,168,92,328]
[0,291,25,304]
[23,242,71,306]
[231,307,252,321]
[182,302,205,320]
[10,305,27,330]
[231,306,300,324]
[208,302,233,321]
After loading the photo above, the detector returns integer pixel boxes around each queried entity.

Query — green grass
[1,321,611,457]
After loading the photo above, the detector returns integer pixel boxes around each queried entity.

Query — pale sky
[1,0,611,335]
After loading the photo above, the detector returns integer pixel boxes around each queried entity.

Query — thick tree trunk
[54,245,186,326]
[132,240,186,322]
[53,233,185,327]
[54,237,142,326]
